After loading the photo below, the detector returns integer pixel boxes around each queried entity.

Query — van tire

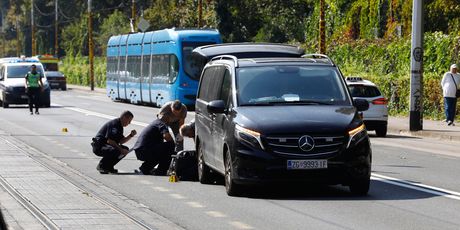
[197,143,214,184]
[224,149,244,196]
[375,126,387,137]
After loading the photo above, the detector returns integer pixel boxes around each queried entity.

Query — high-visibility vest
[26,72,40,88]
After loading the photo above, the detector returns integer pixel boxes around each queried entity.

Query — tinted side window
[220,69,232,106]
[208,66,225,101]
[198,67,215,101]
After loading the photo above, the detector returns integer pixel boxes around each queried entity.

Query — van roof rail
[211,55,238,67]
[301,54,335,66]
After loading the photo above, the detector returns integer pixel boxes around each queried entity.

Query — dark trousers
[135,141,175,174]
[98,144,128,170]
[27,87,40,112]
[444,97,457,122]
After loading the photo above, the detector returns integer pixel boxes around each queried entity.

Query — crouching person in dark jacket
[133,116,175,175]
[92,111,137,174]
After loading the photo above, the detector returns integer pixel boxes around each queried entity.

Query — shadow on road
[224,179,438,201]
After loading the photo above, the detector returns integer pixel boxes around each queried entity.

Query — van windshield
[236,66,350,106]
[7,65,44,78]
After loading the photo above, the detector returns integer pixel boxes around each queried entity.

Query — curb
[387,126,460,142]
[67,84,105,94]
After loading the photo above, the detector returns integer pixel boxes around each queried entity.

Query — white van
[0,58,51,108]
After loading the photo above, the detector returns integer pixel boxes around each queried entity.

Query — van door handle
[211,114,216,120]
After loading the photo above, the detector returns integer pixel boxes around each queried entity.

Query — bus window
[182,42,216,80]
[169,55,179,83]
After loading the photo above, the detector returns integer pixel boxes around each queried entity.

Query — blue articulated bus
[106,28,222,107]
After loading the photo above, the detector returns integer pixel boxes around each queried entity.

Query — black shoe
[152,169,167,176]
[108,168,118,174]
[30,112,33,115]
[448,121,454,126]
[96,164,109,174]
[35,111,39,115]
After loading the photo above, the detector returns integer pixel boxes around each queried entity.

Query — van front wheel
[224,149,244,196]
[197,143,214,184]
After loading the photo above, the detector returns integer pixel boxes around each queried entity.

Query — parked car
[0,57,51,108]
[45,71,67,90]
[195,54,372,196]
[346,77,388,137]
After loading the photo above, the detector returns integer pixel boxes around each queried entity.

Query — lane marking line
[186,201,205,208]
[206,211,227,218]
[138,180,152,185]
[54,104,149,127]
[229,221,254,229]
[153,186,170,192]
[169,194,186,199]
[372,173,460,200]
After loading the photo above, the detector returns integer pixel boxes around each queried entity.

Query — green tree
[96,10,130,56]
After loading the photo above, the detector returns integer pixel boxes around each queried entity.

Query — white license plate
[287,160,327,170]
[51,83,59,86]
[21,95,28,99]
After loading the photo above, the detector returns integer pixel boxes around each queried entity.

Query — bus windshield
[182,42,215,80]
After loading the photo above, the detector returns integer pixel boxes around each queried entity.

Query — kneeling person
[93,111,136,174]
[133,117,175,175]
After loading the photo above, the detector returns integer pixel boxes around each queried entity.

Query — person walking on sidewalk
[441,64,460,126]
[25,64,44,115]
[92,111,137,174]
[157,100,187,151]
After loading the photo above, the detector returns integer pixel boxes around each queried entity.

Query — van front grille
[265,135,345,157]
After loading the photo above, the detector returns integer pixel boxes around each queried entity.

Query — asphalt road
[1,88,460,230]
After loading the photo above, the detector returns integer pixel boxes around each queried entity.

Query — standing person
[133,116,175,175]
[25,64,44,115]
[441,64,460,126]
[157,100,187,151]
[92,111,137,174]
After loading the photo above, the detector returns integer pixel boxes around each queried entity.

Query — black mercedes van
[195,54,371,196]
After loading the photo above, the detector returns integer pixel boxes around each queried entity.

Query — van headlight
[347,124,367,148]
[235,124,264,150]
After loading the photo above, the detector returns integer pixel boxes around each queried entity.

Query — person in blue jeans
[441,64,460,126]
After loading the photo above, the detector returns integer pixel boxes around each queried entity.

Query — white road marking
[138,180,152,185]
[63,146,71,150]
[372,173,460,201]
[169,193,186,199]
[78,153,87,157]
[53,104,149,127]
[186,201,205,208]
[71,149,79,153]
[206,211,227,218]
[153,186,170,192]
[57,103,460,201]
[229,221,254,229]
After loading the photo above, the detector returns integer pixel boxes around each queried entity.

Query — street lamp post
[88,0,94,91]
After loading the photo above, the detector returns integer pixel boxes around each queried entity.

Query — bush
[325,32,460,119]
[60,55,106,88]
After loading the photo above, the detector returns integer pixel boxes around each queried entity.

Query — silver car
[346,77,388,137]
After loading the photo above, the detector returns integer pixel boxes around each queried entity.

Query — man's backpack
[167,150,198,181]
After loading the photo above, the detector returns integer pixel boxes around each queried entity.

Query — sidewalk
[388,117,460,142]
[67,85,460,142]
[0,129,182,230]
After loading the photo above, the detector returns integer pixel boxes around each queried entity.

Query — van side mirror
[354,99,369,112]
[207,100,226,114]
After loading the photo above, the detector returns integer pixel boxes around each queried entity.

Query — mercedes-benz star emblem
[298,135,315,152]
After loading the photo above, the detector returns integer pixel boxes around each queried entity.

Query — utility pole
[16,17,20,57]
[88,0,94,90]
[198,0,202,28]
[31,0,36,56]
[319,0,326,54]
[132,0,136,32]
[55,0,58,57]
[409,0,424,131]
